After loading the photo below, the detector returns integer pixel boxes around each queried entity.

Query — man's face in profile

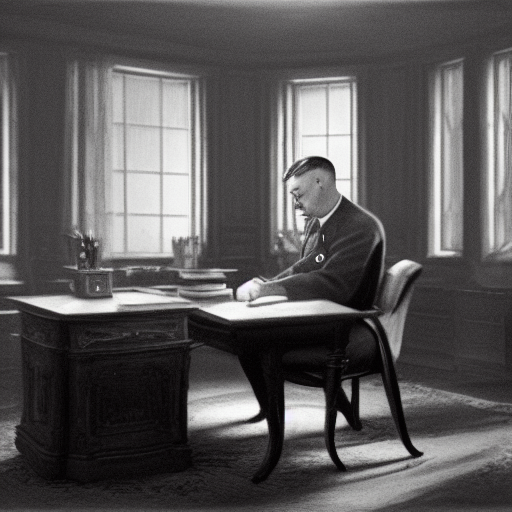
[287,169,323,218]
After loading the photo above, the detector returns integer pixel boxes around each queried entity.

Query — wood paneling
[402,286,511,380]
[364,64,421,261]
[206,72,271,268]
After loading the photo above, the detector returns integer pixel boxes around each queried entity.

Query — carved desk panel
[7,293,197,482]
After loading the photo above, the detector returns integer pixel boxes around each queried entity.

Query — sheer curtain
[428,60,464,257]
[62,57,113,261]
[490,52,512,256]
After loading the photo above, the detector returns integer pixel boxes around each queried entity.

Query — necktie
[302,218,320,257]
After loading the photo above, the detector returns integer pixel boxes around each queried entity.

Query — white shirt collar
[318,194,343,227]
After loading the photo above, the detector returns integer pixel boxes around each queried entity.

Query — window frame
[109,65,205,258]
[272,72,359,248]
[0,51,17,259]
[427,58,465,259]
[483,47,512,261]
[67,57,207,263]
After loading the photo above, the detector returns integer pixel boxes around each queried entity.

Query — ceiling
[1,0,511,65]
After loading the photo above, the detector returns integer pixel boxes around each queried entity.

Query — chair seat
[282,321,380,375]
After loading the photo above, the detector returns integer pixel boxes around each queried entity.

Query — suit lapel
[301,218,320,257]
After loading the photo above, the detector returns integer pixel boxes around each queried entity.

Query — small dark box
[74,269,113,298]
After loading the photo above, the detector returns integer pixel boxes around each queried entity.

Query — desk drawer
[69,316,187,350]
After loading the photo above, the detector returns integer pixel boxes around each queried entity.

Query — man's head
[283,156,340,218]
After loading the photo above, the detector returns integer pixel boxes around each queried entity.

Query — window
[428,59,464,257]
[66,61,205,261]
[484,48,512,259]
[110,67,204,257]
[276,77,357,238]
[0,52,16,256]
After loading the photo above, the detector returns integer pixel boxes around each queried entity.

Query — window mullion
[159,77,164,254]
[123,75,128,254]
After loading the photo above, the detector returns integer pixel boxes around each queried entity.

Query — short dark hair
[282,156,336,182]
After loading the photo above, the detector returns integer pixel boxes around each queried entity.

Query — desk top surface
[7,291,197,319]
[191,299,379,327]
[8,292,379,326]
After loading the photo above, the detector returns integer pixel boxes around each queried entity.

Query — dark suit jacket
[263,197,385,310]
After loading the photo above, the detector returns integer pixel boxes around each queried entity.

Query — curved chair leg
[370,318,423,458]
[246,410,266,423]
[336,384,362,431]
[350,377,362,430]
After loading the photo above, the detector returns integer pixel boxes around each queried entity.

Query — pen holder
[72,269,113,298]
[172,237,200,268]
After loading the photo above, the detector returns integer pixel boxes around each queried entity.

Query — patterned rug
[1,360,511,512]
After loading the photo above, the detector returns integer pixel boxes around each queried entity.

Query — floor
[395,361,512,404]
[1,345,511,512]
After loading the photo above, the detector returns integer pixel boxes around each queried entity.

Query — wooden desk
[7,292,197,482]
[189,299,380,483]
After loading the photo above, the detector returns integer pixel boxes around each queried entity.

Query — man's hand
[236,278,264,301]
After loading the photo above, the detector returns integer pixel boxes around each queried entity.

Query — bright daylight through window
[428,59,464,257]
[484,48,512,259]
[110,67,203,257]
[0,53,14,256]
[276,77,357,241]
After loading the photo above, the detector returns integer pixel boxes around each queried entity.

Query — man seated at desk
[236,156,385,422]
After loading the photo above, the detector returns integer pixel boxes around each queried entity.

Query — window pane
[0,52,16,256]
[337,179,352,200]
[162,80,189,128]
[441,64,463,253]
[163,129,190,174]
[126,126,160,172]
[163,217,190,254]
[301,136,327,157]
[112,172,125,213]
[328,135,352,180]
[329,84,352,134]
[127,215,160,253]
[112,73,124,124]
[495,55,512,253]
[163,175,190,215]
[112,215,125,253]
[125,75,160,126]
[0,53,8,253]
[126,173,160,214]
[112,124,125,170]
[298,86,327,135]
[110,68,202,257]
[279,77,357,237]
[486,50,512,257]
[429,60,464,257]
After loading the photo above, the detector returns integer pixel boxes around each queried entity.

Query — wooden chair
[281,259,424,471]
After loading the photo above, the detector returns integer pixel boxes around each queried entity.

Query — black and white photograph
[0,1,511,510]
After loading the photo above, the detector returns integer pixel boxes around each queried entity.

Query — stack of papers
[114,291,192,310]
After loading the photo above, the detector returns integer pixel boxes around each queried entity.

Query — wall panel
[365,64,419,262]
[206,71,271,273]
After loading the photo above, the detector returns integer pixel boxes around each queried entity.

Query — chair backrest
[374,260,422,361]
